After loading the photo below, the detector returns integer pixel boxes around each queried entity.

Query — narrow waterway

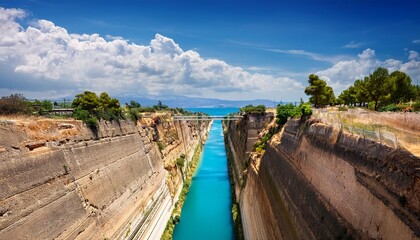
[173,111,235,239]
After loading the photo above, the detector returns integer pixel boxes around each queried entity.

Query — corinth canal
[173,109,235,240]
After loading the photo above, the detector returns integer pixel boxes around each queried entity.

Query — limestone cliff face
[0,116,208,239]
[225,113,419,240]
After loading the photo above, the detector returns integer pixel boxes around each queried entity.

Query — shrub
[276,103,300,124]
[138,106,156,113]
[97,109,121,121]
[253,131,273,152]
[85,117,98,128]
[157,141,165,151]
[299,102,313,116]
[33,100,53,115]
[73,109,98,128]
[153,101,169,110]
[378,104,399,112]
[129,108,140,122]
[172,214,180,224]
[176,155,185,168]
[0,94,32,115]
[413,101,420,111]
[231,202,244,240]
[276,102,312,125]
[240,105,266,115]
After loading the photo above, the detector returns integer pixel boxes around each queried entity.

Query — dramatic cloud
[343,41,363,48]
[0,7,417,101]
[0,7,303,100]
[316,48,420,93]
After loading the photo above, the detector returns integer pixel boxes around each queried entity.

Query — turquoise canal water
[173,108,237,240]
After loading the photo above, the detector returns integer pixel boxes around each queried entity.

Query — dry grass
[313,108,420,157]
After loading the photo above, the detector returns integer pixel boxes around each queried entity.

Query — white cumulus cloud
[0,7,303,101]
[316,48,420,94]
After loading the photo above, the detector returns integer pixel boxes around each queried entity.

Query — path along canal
[173,119,234,240]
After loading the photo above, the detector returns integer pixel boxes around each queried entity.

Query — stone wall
[225,113,419,240]
[224,113,274,200]
[0,116,207,239]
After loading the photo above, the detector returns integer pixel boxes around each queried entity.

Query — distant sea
[186,107,239,116]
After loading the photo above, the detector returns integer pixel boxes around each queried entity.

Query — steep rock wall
[225,114,419,240]
[0,116,207,239]
[224,113,274,200]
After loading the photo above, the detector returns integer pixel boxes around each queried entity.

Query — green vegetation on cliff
[72,91,123,127]
[254,131,274,153]
[276,102,312,125]
[231,202,244,240]
[161,143,203,240]
[239,104,266,115]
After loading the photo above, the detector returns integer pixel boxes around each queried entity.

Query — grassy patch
[253,131,273,153]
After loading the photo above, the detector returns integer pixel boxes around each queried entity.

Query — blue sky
[0,0,419,101]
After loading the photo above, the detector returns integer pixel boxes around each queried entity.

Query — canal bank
[173,119,235,240]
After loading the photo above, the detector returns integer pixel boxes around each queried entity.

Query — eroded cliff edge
[0,115,209,239]
[225,111,419,240]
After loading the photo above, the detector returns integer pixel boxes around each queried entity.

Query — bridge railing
[172,115,243,121]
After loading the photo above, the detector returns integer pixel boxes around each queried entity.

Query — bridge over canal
[172,115,243,121]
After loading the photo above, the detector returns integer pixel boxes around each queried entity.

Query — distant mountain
[116,94,280,108]
[46,93,289,108]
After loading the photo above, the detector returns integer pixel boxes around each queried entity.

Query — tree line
[304,67,420,111]
[0,91,193,127]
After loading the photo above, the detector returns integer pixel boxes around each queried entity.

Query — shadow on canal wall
[224,112,419,240]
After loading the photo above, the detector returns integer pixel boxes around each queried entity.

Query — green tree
[154,100,168,110]
[365,67,390,111]
[353,78,369,106]
[72,91,99,127]
[127,100,141,109]
[99,92,112,110]
[97,92,121,120]
[72,91,99,113]
[388,71,415,103]
[415,85,420,101]
[72,91,123,126]
[34,100,53,115]
[338,86,357,106]
[304,74,335,108]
